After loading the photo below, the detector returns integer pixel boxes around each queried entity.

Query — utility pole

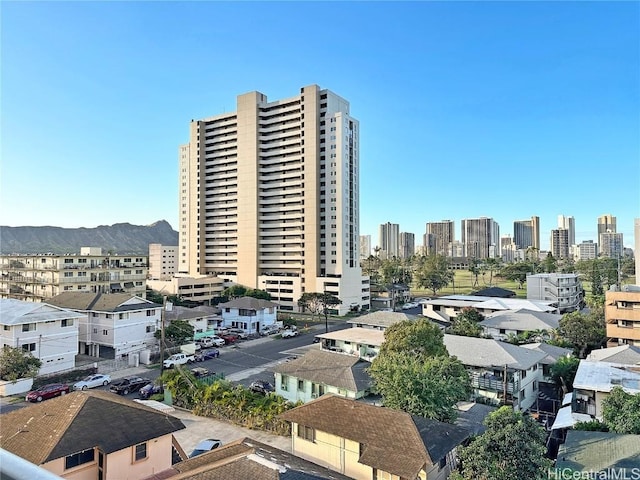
[323,285,329,333]
[503,364,508,406]
[160,296,167,376]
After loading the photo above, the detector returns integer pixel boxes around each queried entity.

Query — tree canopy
[221,285,271,301]
[378,318,447,359]
[368,352,471,422]
[556,307,606,358]
[498,262,534,289]
[297,292,341,319]
[448,308,484,338]
[156,319,194,345]
[549,355,580,394]
[414,254,454,295]
[453,406,552,480]
[0,346,42,381]
[601,386,640,434]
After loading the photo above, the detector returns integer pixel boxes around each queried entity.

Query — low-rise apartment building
[605,288,640,347]
[148,243,178,280]
[218,296,279,335]
[0,248,147,302]
[0,298,84,375]
[146,274,225,305]
[526,273,584,313]
[47,292,160,359]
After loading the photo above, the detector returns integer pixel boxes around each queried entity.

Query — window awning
[124,282,134,288]
[110,283,123,291]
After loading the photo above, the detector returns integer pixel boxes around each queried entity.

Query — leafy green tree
[468,257,481,288]
[454,406,552,480]
[483,258,502,286]
[378,318,447,358]
[448,308,484,338]
[297,292,341,319]
[573,420,609,432]
[155,319,194,345]
[543,253,557,273]
[557,307,606,358]
[414,254,453,295]
[220,285,271,301]
[0,346,42,381]
[601,386,640,434]
[369,352,471,422]
[549,355,580,394]
[499,262,532,289]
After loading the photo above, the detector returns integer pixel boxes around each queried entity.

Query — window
[93,328,98,334]
[297,424,315,442]
[134,442,147,461]
[64,272,73,277]
[22,343,36,352]
[65,449,95,470]
[119,313,128,319]
[103,329,108,335]
[61,319,74,327]
[281,375,289,391]
[147,309,155,317]
[146,325,154,333]
[3,325,9,331]
[22,323,35,332]
[298,379,304,391]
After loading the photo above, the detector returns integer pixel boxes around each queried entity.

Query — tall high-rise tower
[598,214,617,252]
[399,232,415,259]
[179,85,368,314]
[513,216,540,250]
[461,217,500,259]
[557,215,576,246]
[425,220,455,256]
[379,222,400,259]
[550,229,570,259]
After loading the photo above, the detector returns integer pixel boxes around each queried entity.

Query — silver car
[73,374,112,390]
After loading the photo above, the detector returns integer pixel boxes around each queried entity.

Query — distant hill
[0,220,178,255]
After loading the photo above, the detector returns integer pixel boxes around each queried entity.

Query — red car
[26,383,70,402]
[219,333,238,344]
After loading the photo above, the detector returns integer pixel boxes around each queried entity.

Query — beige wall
[606,290,640,346]
[42,435,174,480]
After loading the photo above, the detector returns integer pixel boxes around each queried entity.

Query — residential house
[556,431,640,475]
[370,283,410,311]
[421,295,558,324]
[272,349,372,403]
[479,309,561,341]
[0,249,148,302]
[47,292,161,359]
[443,334,546,411]
[605,288,640,347]
[165,305,222,337]
[0,390,186,480]
[314,327,383,361]
[346,310,412,330]
[520,342,573,382]
[587,344,640,365]
[526,273,584,313]
[146,437,353,480]
[571,360,640,420]
[471,287,516,298]
[218,297,279,335]
[280,394,471,480]
[0,298,84,375]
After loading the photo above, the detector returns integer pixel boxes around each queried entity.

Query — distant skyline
[2,2,638,251]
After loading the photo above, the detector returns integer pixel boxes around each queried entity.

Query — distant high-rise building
[558,215,576,246]
[461,217,500,259]
[359,235,372,261]
[600,232,624,259]
[501,235,517,263]
[379,222,400,259]
[598,214,617,250]
[425,220,455,256]
[550,229,570,259]
[149,243,178,280]
[513,216,540,250]
[576,240,598,261]
[399,232,415,259]
[179,85,368,314]
[635,219,640,286]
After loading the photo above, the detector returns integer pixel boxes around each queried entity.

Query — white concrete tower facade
[179,85,369,314]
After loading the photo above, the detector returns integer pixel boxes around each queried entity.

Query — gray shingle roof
[0,298,84,325]
[481,308,561,331]
[47,292,160,312]
[557,430,640,472]
[521,342,573,364]
[218,296,279,310]
[587,345,640,365]
[443,334,547,370]
[0,390,185,465]
[272,349,371,392]
[346,311,412,328]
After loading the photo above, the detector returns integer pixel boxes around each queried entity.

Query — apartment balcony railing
[470,372,519,395]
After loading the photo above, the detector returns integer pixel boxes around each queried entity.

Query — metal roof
[0,298,84,325]
[573,361,640,394]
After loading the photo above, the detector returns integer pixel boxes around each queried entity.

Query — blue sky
[2,1,638,250]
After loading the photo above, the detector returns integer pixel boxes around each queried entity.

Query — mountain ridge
[0,220,178,255]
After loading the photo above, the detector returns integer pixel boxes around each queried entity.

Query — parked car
[109,376,151,395]
[260,325,280,336]
[73,374,112,390]
[281,329,299,338]
[402,302,418,310]
[190,367,210,378]
[194,349,220,362]
[219,333,238,344]
[26,383,70,402]
[227,328,248,340]
[139,383,163,400]
[197,336,225,348]
[249,380,274,395]
[189,439,223,458]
